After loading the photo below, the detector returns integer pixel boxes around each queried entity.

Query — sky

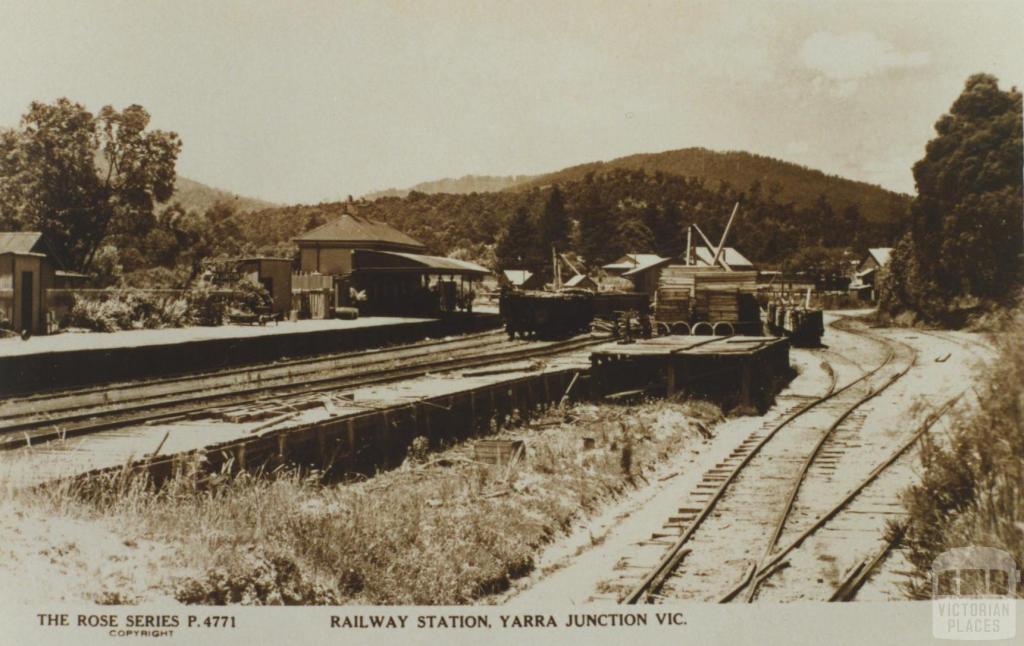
[0,0,1021,204]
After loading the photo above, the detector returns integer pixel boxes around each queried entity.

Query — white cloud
[800,31,930,81]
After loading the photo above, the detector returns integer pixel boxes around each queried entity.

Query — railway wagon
[763,303,824,347]
[500,289,651,339]
[500,289,594,339]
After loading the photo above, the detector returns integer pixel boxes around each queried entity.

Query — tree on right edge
[881,73,1023,324]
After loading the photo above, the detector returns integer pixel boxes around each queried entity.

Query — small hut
[0,232,62,335]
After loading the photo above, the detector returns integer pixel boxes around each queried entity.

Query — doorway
[20,270,33,332]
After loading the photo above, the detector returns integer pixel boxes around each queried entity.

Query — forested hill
[513,148,909,217]
[363,174,535,199]
[239,156,912,270]
[169,177,278,214]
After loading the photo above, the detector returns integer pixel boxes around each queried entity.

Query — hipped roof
[294,213,425,250]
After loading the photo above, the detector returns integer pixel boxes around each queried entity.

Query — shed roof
[502,269,533,286]
[0,231,66,268]
[622,256,673,278]
[0,231,45,255]
[294,214,425,250]
[603,253,666,272]
[868,247,892,267]
[692,246,755,269]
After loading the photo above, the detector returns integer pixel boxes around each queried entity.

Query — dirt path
[503,315,993,605]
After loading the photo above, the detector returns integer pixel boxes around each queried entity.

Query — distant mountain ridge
[168,176,278,214]
[362,148,908,219]
[364,174,535,199]
[516,147,910,217]
[234,146,913,269]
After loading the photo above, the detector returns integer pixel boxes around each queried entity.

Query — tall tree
[655,200,685,259]
[838,203,862,250]
[495,206,540,271]
[883,74,1023,321]
[808,194,835,247]
[615,217,654,258]
[0,99,181,271]
[538,185,570,255]
[575,189,618,267]
[913,73,1022,296]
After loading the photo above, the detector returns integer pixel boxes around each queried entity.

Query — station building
[294,213,489,317]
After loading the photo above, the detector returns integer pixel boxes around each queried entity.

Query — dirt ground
[503,314,995,604]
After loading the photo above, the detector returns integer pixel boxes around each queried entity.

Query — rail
[622,318,909,604]
[1,334,604,451]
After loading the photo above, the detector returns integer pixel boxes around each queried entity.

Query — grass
[0,398,721,605]
[898,304,1024,598]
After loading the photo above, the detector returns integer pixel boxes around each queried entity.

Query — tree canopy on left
[0,99,181,271]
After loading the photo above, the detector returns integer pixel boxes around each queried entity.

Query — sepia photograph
[0,1,1021,644]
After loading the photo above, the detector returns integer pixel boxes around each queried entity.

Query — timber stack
[655,265,760,334]
[651,203,762,336]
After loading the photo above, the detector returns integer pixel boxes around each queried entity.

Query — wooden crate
[474,439,525,465]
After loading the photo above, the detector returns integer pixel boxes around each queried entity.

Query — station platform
[0,313,501,396]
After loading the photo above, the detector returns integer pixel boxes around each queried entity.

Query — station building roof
[294,214,425,252]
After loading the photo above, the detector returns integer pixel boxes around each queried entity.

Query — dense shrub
[63,280,269,332]
[66,293,137,332]
[900,305,1024,598]
[185,282,225,327]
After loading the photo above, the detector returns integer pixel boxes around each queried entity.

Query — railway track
[0,331,603,451]
[619,316,922,604]
[747,392,961,602]
[736,324,917,602]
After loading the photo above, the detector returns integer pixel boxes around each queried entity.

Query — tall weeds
[900,307,1024,597]
[4,400,719,605]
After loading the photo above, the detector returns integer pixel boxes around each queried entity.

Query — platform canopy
[352,249,490,277]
